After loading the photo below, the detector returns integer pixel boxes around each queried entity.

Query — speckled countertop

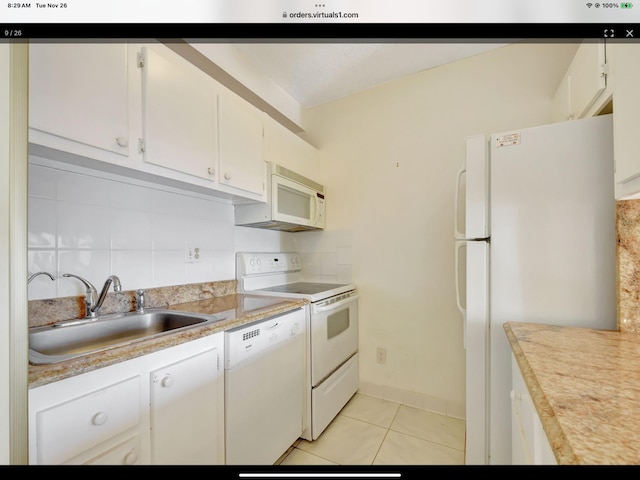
[504,321,640,465]
[29,293,308,389]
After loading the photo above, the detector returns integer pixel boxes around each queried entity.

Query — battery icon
[621,2,633,8]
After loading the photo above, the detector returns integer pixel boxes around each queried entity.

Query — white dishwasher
[224,306,306,465]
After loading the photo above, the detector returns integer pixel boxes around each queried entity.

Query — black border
[2,22,640,41]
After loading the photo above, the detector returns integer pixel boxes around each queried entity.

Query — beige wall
[302,43,579,417]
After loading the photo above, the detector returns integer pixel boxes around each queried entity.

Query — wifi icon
[587,2,593,6]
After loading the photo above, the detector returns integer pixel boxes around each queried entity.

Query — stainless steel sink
[29,309,226,365]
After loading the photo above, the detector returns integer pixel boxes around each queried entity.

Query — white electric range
[236,252,359,441]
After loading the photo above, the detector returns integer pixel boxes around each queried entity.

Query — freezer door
[464,240,489,465]
[455,135,489,240]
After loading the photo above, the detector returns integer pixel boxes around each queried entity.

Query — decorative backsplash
[28,280,237,328]
[616,199,640,333]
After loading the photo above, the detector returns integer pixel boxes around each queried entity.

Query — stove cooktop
[258,282,350,295]
[236,252,357,302]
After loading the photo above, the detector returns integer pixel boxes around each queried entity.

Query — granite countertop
[504,321,640,465]
[28,293,308,389]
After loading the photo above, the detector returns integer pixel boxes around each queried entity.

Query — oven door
[310,291,358,386]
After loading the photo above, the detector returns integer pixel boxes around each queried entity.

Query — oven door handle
[313,294,359,313]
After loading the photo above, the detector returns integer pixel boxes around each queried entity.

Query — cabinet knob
[161,375,174,388]
[123,449,138,465]
[207,167,215,176]
[92,411,109,426]
[510,390,521,401]
[115,137,128,147]
[224,172,231,180]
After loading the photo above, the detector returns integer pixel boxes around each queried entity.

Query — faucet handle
[62,273,98,317]
[136,289,145,313]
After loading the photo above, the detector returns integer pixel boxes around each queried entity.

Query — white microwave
[235,162,325,232]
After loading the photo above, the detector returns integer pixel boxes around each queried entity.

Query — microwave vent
[272,164,324,193]
[238,220,321,232]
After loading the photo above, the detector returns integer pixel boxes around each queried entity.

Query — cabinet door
[551,41,608,122]
[613,43,640,197]
[141,45,218,182]
[218,92,265,196]
[149,337,224,465]
[29,371,144,465]
[511,357,534,465]
[569,41,607,118]
[510,355,557,465]
[29,43,129,156]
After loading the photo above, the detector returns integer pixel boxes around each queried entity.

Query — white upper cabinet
[217,91,265,198]
[29,43,130,159]
[140,45,218,182]
[613,43,640,199]
[28,42,294,203]
[551,41,610,122]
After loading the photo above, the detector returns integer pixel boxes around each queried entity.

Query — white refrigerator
[454,114,617,465]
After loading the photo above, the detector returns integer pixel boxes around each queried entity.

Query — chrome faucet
[28,271,55,284]
[62,274,122,318]
[135,289,145,313]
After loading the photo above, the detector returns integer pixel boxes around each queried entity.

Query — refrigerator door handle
[455,241,466,317]
[454,165,466,240]
[455,240,467,349]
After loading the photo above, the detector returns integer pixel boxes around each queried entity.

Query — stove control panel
[237,252,302,275]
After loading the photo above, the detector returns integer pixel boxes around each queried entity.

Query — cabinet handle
[92,411,109,426]
[115,137,128,147]
[224,172,231,180]
[510,390,522,401]
[207,167,215,176]
[161,375,174,388]
[123,449,138,465]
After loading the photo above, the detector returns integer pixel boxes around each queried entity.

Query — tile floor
[277,392,466,465]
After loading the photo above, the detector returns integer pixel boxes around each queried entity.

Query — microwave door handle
[311,193,319,223]
[454,165,466,240]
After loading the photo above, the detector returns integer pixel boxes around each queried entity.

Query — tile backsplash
[617,199,640,333]
[27,158,353,302]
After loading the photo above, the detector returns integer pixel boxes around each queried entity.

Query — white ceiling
[233,43,509,108]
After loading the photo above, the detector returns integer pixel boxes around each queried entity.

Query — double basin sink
[29,309,227,365]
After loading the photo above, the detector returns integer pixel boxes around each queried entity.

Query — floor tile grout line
[278,393,466,465]
[370,425,393,465]
[385,427,466,453]
[338,409,465,454]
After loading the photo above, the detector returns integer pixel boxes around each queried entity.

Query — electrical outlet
[185,244,201,263]
[376,347,387,364]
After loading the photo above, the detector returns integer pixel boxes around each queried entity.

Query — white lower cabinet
[510,355,556,465]
[613,43,640,198]
[29,333,224,465]
[150,346,224,465]
[30,372,144,465]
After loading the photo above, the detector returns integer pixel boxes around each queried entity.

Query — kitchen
[2,38,640,465]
